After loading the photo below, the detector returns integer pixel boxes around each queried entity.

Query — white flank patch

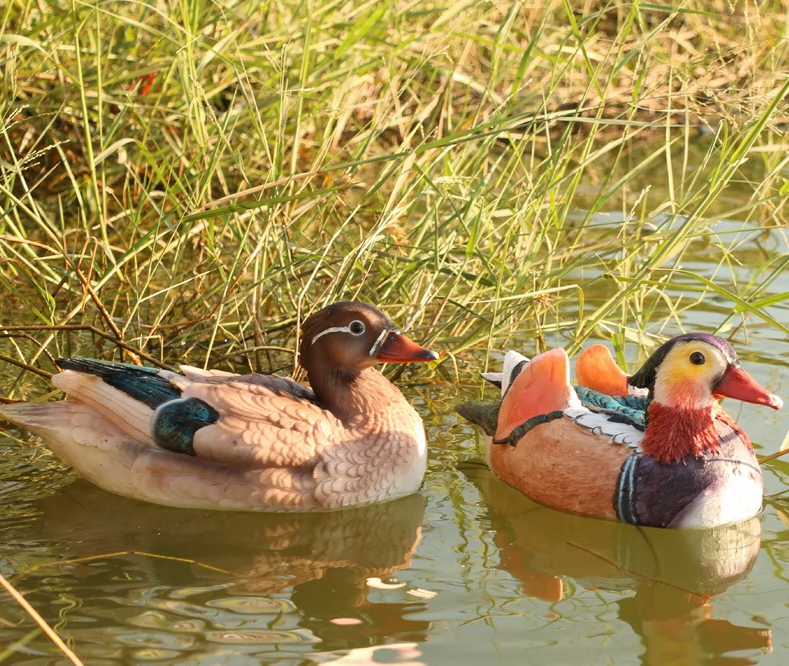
[674,471,763,528]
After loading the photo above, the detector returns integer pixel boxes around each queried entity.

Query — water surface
[1,169,789,664]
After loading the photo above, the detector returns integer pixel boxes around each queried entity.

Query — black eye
[689,351,705,366]
[349,320,365,335]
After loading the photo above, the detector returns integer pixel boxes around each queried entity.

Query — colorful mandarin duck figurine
[458,333,783,528]
[0,302,438,511]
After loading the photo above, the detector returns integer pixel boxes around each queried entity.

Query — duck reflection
[465,465,771,665]
[18,483,430,655]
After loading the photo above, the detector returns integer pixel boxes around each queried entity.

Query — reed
[0,571,84,665]
[0,0,787,381]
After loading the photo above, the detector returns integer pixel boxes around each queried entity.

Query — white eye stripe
[368,329,391,357]
[311,325,353,345]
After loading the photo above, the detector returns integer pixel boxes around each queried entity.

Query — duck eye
[348,320,365,336]
[689,351,705,366]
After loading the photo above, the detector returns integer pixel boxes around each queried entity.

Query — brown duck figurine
[0,302,438,511]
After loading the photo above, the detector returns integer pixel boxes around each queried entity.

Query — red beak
[376,332,438,363]
[713,365,783,410]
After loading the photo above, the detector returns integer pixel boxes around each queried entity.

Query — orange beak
[713,365,783,410]
[376,332,438,363]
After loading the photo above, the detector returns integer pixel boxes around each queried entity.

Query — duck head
[629,333,782,411]
[299,302,437,382]
[629,333,782,463]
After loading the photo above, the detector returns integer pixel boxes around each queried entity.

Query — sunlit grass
[0,0,788,395]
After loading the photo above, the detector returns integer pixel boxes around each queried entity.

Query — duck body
[0,302,437,512]
[458,334,782,529]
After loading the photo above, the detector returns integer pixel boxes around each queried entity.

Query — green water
[1,208,789,663]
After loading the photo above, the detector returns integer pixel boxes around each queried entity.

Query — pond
[1,171,789,664]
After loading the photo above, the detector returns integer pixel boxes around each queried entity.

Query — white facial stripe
[369,329,391,357]
[652,342,728,408]
[311,325,352,345]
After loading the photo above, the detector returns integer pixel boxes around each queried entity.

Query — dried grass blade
[0,572,85,666]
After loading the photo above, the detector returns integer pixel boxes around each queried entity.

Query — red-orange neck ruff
[641,402,723,464]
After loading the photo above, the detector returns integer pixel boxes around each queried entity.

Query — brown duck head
[299,302,437,404]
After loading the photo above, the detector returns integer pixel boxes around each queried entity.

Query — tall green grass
[1,0,788,391]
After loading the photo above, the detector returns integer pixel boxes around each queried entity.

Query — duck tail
[455,400,500,436]
[1,401,73,432]
[52,364,158,445]
[0,401,143,497]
